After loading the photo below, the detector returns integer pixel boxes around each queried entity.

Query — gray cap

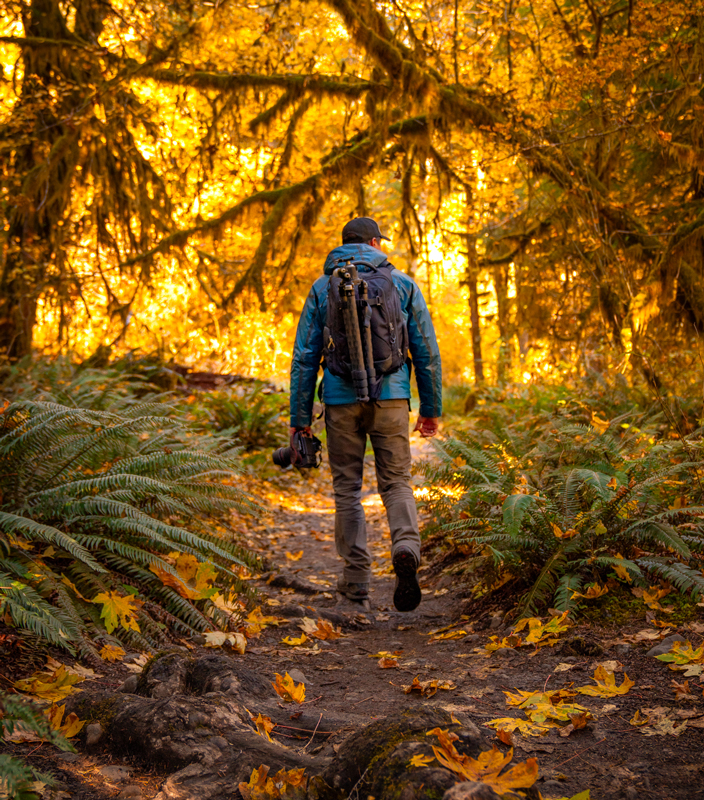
[341,217,390,243]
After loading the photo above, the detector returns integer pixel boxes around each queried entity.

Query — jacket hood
[323,243,389,275]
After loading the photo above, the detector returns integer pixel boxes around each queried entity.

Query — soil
[3,451,704,800]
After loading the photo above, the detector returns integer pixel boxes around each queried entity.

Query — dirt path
[7,454,704,800]
[238,461,704,800]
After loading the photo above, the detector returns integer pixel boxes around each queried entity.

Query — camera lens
[272,446,292,468]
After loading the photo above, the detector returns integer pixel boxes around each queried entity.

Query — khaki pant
[325,399,421,583]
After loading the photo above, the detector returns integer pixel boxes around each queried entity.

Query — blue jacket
[290,244,442,427]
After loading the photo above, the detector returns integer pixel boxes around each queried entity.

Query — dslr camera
[272,430,322,470]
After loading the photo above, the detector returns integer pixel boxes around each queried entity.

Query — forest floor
[4,451,704,800]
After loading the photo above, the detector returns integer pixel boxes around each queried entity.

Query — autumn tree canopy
[1,0,702,386]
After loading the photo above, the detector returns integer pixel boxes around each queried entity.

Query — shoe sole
[392,550,421,612]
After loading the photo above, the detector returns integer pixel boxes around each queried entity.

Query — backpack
[322,259,409,400]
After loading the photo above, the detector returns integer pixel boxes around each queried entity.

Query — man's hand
[289,426,312,464]
[413,416,439,438]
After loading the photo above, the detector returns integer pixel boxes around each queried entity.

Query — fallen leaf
[426,729,538,792]
[408,753,435,768]
[486,717,550,737]
[92,591,142,634]
[378,657,399,669]
[402,677,456,697]
[554,663,575,673]
[576,666,634,697]
[46,704,85,738]
[204,631,247,653]
[656,641,704,666]
[496,728,513,746]
[150,554,218,600]
[100,644,126,662]
[571,584,608,600]
[246,709,276,742]
[368,651,403,658]
[281,634,308,646]
[431,630,468,641]
[14,666,85,703]
[671,679,697,701]
[629,710,650,727]
[286,550,304,561]
[272,672,305,704]
[298,617,342,640]
[244,607,285,637]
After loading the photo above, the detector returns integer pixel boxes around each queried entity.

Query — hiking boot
[392,548,421,612]
[337,577,370,602]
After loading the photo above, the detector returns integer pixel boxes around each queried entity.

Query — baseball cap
[341,217,391,243]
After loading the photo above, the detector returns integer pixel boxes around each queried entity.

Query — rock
[540,780,566,795]
[647,633,686,657]
[624,787,638,800]
[494,647,520,659]
[56,752,81,762]
[489,612,504,630]
[99,765,131,783]
[444,781,501,800]
[278,604,307,618]
[85,722,104,748]
[117,786,143,799]
[613,644,632,657]
[288,669,307,684]
[118,675,140,694]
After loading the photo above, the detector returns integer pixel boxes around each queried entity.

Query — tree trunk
[465,239,485,385]
[493,263,512,383]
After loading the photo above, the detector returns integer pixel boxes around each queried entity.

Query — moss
[579,585,700,626]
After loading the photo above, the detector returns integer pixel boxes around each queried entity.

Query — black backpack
[322,259,409,400]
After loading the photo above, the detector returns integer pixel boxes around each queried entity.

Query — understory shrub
[418,392,704,616]
[0,399,259,658]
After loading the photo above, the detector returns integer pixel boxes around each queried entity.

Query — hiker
[289,217,442,611]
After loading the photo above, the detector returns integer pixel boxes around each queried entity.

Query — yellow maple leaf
[571,583,609,600]
[612,554,632,583]
[408,753,435,768]
[99,644,126,662]
[285,550,303,561]
[486,717,551,737]
[272,672,305,704]
[431,630,468,641]
[576,665,635,697]
[92,591,142,634]
[281,633,308,646]
[367,650,403,658]
[46,704,85,738]
[246,709,276,742]
[629,710,650,727]
[427,730,538,792]
[591,414,610,434]
[14,665,84,703]
[149,554,218,600]
[244,606,284,637]
[298,617,342,640]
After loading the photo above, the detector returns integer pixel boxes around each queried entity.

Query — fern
[417,395,704,616]
[0,399,259,653]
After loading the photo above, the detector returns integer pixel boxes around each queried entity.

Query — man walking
[289,217,442,612]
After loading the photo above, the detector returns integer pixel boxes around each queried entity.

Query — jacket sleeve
[405,281,443,418]
[289,287,324,428]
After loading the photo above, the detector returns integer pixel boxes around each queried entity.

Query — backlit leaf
[272,672,305,704]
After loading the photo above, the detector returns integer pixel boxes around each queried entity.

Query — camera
[272,430,322,470]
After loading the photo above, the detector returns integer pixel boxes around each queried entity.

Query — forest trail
[12,450,704,800]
